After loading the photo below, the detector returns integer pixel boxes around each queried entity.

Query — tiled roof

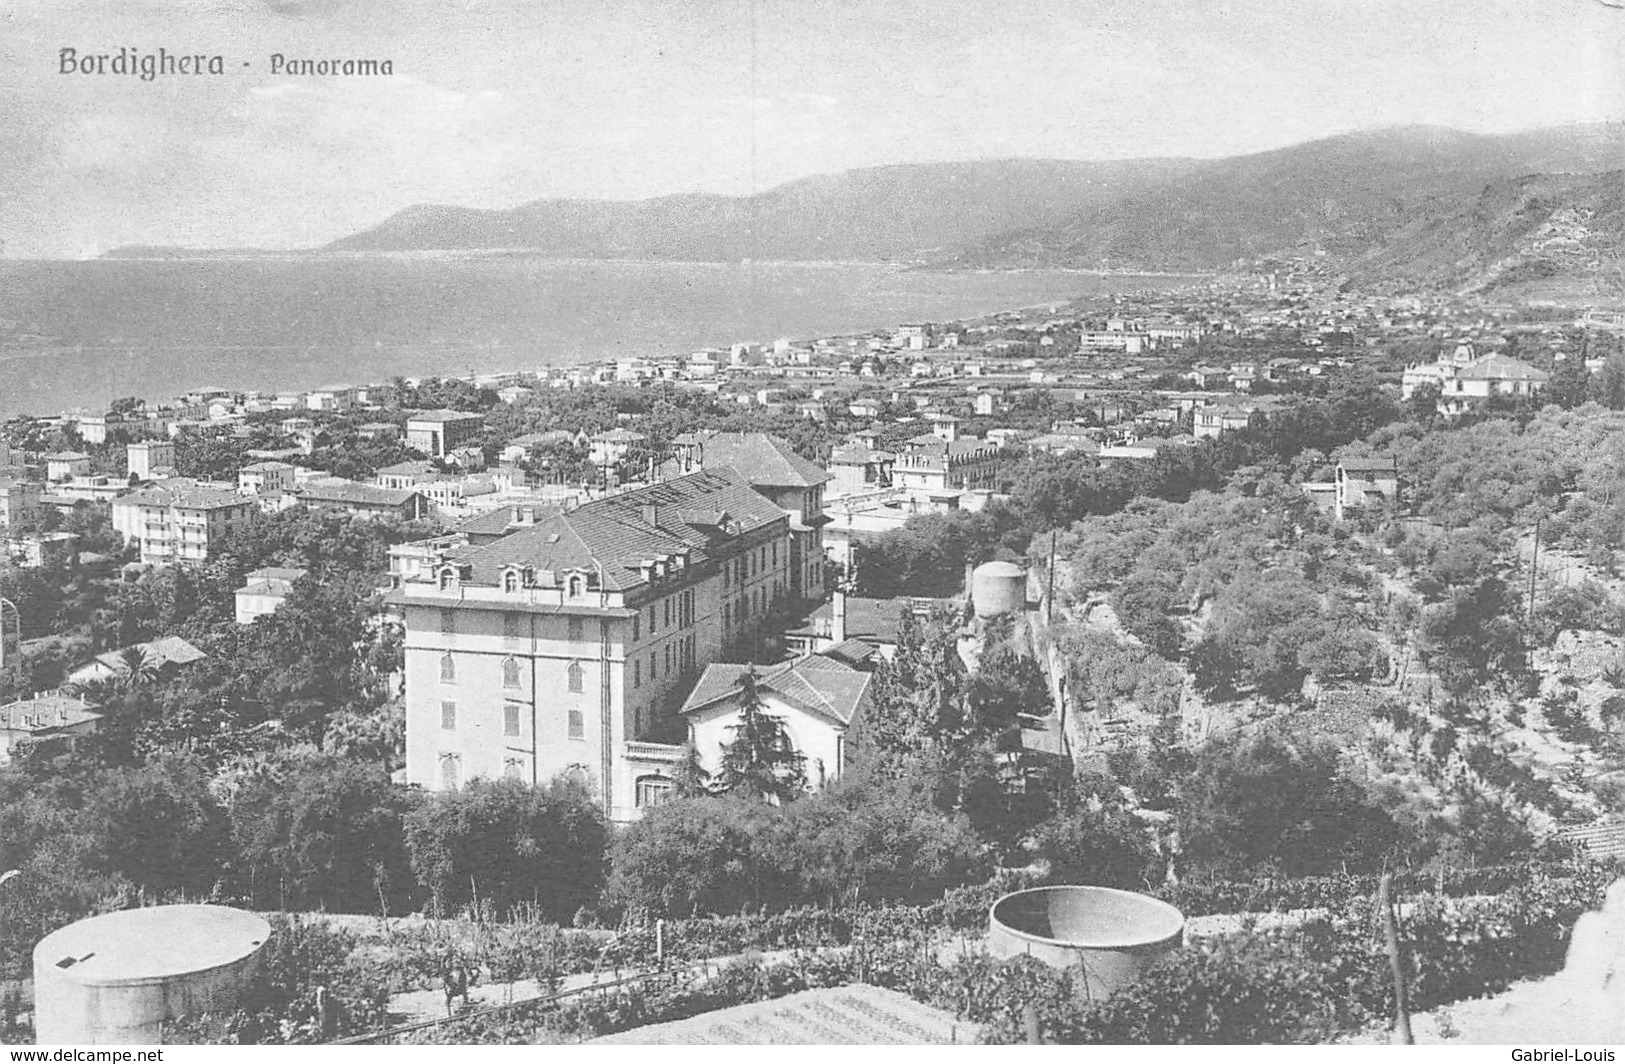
[298,478,423,508]
[1455,354,1551,382]
[0,693,102,732]
[452,503,563,537]
[660,432,831,488]
[406,409,484,424]
[680,655,872,726]
[376,460,438,478]
[448,469,786,593]
[88,635,206,674]
[119,484,250,511]
[1338,457,1398,473]
[245,566,307,584]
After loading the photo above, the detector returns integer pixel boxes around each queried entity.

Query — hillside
[945,124,1625,271]
[322,123,1623,278]
[1344,170,1624,299]
[325,157,1200,261]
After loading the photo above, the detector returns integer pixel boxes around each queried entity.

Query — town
[3,257,1625,1044]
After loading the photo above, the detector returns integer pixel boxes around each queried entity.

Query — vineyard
[267,854,1618,1045]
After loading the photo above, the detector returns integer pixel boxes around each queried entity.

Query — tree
[229,753,413,913]
[1177,730,1400,878]
[1406,381,1442,423]
[402,776,606,921]
[1548,354,1592,409]
[714,669,806,804]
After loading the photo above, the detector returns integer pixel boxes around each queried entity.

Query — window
[649,652,656,682]
[664,599,671,627]
[568,616,585,642]
[504,612,524,640]
[648,604,656,633]
[440,652,456,683]
[567,661,584,693]
[439,754,460,790]
[502,656,521,689]
[567,574,583,598]
[503,758,523,780]
[567,709,585,740]
[440,700,456,729]
[440,609,457,635]
[438,568,454,591]
[772,541,778,566]
[503,703,521,736]
[723,603,731,629]
[632,616,640,643]
[502,569,520,593]
[635,775,674,809]
[633,659,641,688]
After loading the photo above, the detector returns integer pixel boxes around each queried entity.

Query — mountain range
[121,124,1625,297]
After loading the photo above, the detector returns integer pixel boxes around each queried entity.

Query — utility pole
[1046,530,1058,624]
[1528,515,1542,624]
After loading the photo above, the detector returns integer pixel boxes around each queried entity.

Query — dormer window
[437,566,456,591]
[567,574,584,598]
[502,568,521,594]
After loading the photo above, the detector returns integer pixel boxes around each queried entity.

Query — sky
[1,0,1622,257]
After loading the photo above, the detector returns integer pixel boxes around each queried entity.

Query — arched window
[502,569,520,593]
[440,652,456,683]
[438,567,454,591]
[567,661,584,693]
[502,656,521,689]
[635,774,674,809]
[568,574,583,598]
[439,754,460,791]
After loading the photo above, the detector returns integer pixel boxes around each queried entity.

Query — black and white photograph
[1,0,1623,1048]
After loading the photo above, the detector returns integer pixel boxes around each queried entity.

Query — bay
[0,257,1204,418]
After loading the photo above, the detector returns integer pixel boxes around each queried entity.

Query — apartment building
[111,483,255,565]
[405,410,485,459]
[392,468,793,822]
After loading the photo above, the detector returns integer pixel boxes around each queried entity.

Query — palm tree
[117,645,157,695]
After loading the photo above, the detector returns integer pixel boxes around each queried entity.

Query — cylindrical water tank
[988,886,1185,1000]
[33,905,271,1044]
[971,560,1026,617]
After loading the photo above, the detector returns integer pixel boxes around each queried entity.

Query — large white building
[111,483,255,565]
[391,469,796,822]
[1401,344,1550,417]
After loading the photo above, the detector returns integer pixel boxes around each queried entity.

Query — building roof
[452,503,564,538]
[680,654,872,726]
[443,468,786,594]
[1456,354,1551,382]
[1338,457,1398,473]
[591,428,647,443]
[0,691,102,733]
[791,595,929,649]
[240,460,297,473]
[117,483,250,512]
[83,635,207,676]
[829,441,894,464]
[46,452,89,461]
[376,459,439,478]
[297,478,423,509]
[406,409,485,425]
[659,431,831,488]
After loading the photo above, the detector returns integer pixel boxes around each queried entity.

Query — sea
[0,257,1206,419]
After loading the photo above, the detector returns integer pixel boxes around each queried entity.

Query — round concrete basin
[988,886,1185,1000]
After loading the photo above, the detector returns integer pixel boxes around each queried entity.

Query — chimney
[831,590,848,644]
[642,503,660,527]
